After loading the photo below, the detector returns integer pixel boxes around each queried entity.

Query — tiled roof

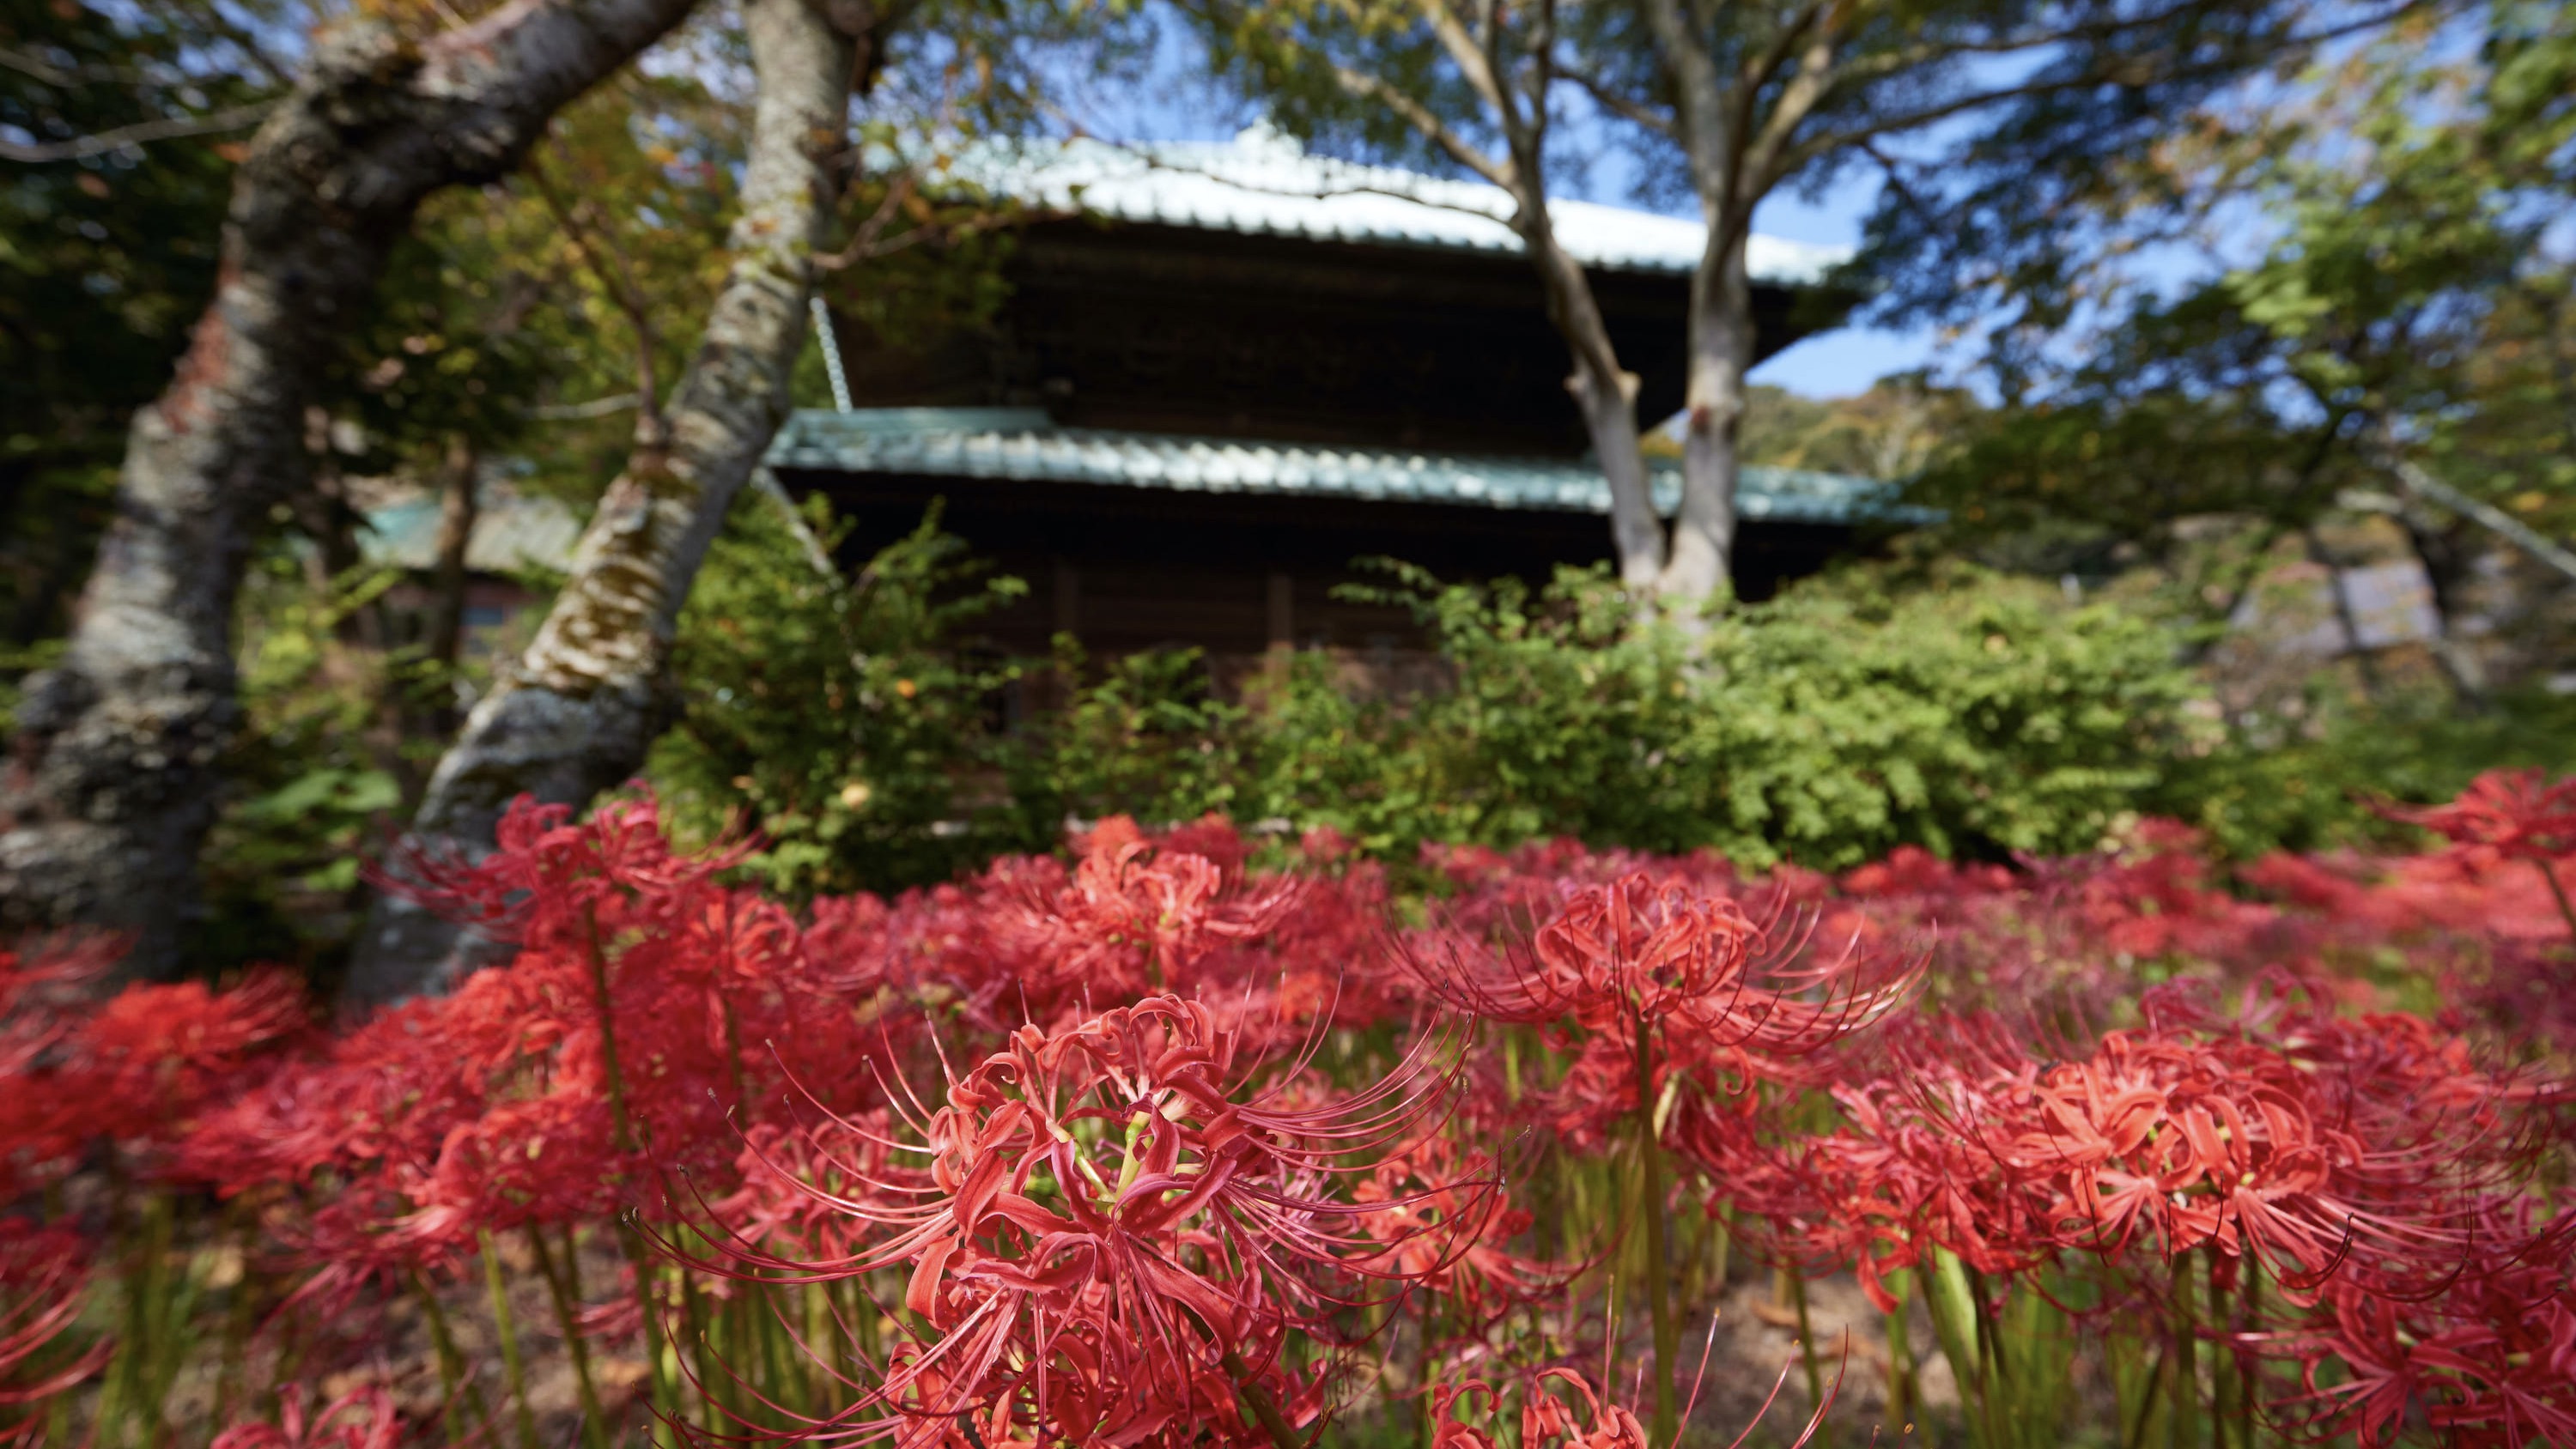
[939,129,1846,284]
[767,409,1913,526]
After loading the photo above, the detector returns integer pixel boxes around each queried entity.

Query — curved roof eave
[928,130,1850,285]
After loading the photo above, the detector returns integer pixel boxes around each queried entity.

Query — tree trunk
[345,0,856,1006]
[289,419,392,657]
[2391,506,2490,706]
[0,0,700,982]
[1520,219,1663,589]
[424,435,482,680]
[2302,526,2383,700]
[1664,234,1753,603]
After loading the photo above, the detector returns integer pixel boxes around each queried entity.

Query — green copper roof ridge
[767,408,1923,525]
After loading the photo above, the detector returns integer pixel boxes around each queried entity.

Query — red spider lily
[1734,981,2561,1325]
[1682,1018,2063,1307]
[0,1221,108,1441]
[2,952,305,1200]
[1431,1371,1648,1449]
[1418,840,1745,943]
[1351,1124,1557,1331]
[2381,770,2576,937]
[1150,813,1254,877]
[685,993,1478,1449]
[1839,846,2015,900]
[1408,873,1912,1058]
[1005,816,1300,1012]
[177,797,914,1298]
[375,794,753,954]
[209,1384,404,1449]
[1429,1356,1819,1449]
[2384,770,2576,864]
[71,971,308,1141]
[2266,1196,2576,1448]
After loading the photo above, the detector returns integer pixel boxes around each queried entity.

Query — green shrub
[648,497,1043,897]
[2154,686,2576,858]
[659,504,2567,888]
[1218,560,2220,869]
[1012,640,1248,830]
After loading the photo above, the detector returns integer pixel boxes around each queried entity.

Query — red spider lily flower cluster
[209,1384,402,1449]
[2382,768,2576,864]
[1726,983,2562,1289]
[694,993,1475,1449]
[3,768,2573,1448]
[1351,1122,1557,1331]
[1,943,305,1200]
[1412,872,1918,1154]
[2271,1195,2576,1449]
[1430,1370,1649,1449]
[1705,977,2575,1442]
[1412,872,1913,1055]
[184,797,902,1289]
[1003,816,1300,1013]
[0,1221,110,1445]
[2380,768,2576,941]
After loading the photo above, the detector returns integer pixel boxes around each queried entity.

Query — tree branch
[1637,0,1733,212]
[525,148,669,450]
[1741,17,1839,198]
[1855,136,1938,229]
[1554,58,1675,138]
[0,101,271,163]
[1417,0,1513,125]
[1321,58,1517,191]
[2389,458,2576,585]
[1811,0,2433,159]
[0,44,148,85]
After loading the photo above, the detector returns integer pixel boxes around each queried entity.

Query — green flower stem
[1882,1270,1916,1439]
[529,1224,612,1449]
[479,1231,542,1449]
[1631,1015,1679,1446]
[411,1270,491,1445]
[2171,1254,2200,1449]
[1789,1265,1831,1449]
[580,905,679,1446]
[1222,1349,1303,1449]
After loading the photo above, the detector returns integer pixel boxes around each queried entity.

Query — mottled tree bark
[1521,208,1662,591]
[345,0,857,1005]
[1636,0,1834,606]
[0,0,703,981]
[1662,239,1754,602]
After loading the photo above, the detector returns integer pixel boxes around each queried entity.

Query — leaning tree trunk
[0,0,703,983]
[1663,234,1754,603]
[345,0,856,1005]
[1519,213,1664,591]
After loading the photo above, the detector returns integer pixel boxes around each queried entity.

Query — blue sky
[1744,185,1941,397]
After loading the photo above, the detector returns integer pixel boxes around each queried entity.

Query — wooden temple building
[765,129,1897,671]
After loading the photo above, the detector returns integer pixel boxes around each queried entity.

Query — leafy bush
[655,519,2229,882]
[198,552,432,971]
[1213,559,2220,869]
[1012,640,1248,829]
[648,496,1042,897]
[655,503,2567,889]
[2156,686,2576,858]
